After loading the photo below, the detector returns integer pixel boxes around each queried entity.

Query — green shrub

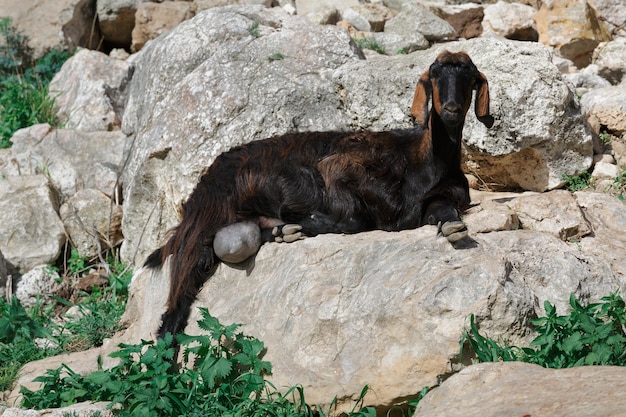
[0,297,58,392]
[462,292,626,368]
[0,17,70,149]
[20,308,381,416]
[353,36,386,55]
[562,170,591,192]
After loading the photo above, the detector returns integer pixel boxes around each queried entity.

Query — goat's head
[411,51,494,138]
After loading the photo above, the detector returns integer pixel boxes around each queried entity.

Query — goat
[144,51,494,339]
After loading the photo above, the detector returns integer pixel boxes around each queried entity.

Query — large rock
[482,0,538,41]
[119,6,593,265]
[588,0,626,37]
[11,189,626,412]
[384,3,456,41]
[131,1,196,52]
[431,3,484,39]
[414,362,626,417]
[60,189,124,258]
[0,175,66,272]
[15,265,63,308]
[49,49,132,132]
[592,38,626,85]
[459,37,593,192]
[580,83,626,135]
[0,0,102,60]
[7,126,127,199]
[534,0,611,68]
[97,0,141,47]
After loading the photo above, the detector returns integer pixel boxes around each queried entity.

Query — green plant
[248,21,260,38]
[353,36,386,55]
[462,293,626,368]
[66,248,88,276]
[0,18,70,148]
[562,170,591,192]
[0,17,33,77]
[0,296,58,391]
[598,132,611,146]
[59,256,131,351]
[267,52,285,62]
[21,308,379,416]
[614,170,626,201]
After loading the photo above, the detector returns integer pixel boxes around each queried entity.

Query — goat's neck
[430,111,464,162]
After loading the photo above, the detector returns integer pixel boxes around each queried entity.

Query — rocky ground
[1,1,626,416]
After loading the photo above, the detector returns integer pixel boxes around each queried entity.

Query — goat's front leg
[422,199,468,243]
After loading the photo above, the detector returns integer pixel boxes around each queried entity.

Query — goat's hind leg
[423,199,468,244]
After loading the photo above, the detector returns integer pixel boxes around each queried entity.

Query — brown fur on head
[410,51,494,130]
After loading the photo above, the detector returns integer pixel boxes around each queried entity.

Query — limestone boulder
[1,401,112,417]
[414,362,626,417]
[384,3,456,41]
[97,0,141,47]
[431,3,484,39]
[11,187,626,412]
[592,38,626,85]
[588,0,626,37]
[49,49,132,132]
[60,189,124,258]
[482,1,538,41]
[0,0,102,60]
[7,126,127,199]
[457,37,593,192]
[534,0,611,68]
[15,265,63,309]
[342,3,396,32]
[0,175,66,272]
[131,1,196,52]
[295,0,357,24]
[580,83,626,135]
[364,31,429,55]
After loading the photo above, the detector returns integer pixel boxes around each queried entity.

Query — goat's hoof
[439,221,468,243]
[272,224,305,243]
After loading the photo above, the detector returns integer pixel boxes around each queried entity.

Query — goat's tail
[144,183,234,339]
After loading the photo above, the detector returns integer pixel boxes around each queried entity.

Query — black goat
[145,51,494,339]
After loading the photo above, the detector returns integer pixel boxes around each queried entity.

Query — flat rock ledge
[414,361,626,417]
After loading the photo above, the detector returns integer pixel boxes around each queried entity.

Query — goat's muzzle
[440,102,464,125]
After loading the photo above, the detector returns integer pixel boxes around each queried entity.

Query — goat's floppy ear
[411,70,432,128]
[475,71,494,128]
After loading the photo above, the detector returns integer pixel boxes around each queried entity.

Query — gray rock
[15,265,62,308]
[580,83,626,135]
[384,3,456,41]
[97,0,141,46]
[588,0,626,37]
[414,362,626,417]
[60,189,124,258]
[593,38,626,85]
[49,49,132,132]
[0,0,102,60]
[458,36,593,191]
[0,175,66,272]
[9,127,127,199]
[482,0,538,41]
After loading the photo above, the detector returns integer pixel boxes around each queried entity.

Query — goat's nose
[442,103,461,114]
